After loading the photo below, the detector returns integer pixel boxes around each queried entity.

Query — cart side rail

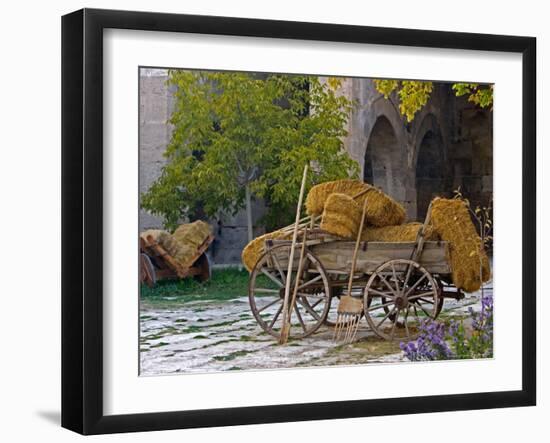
[269,239,451,275]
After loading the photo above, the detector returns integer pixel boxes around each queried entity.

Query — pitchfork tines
[333,295,363,343]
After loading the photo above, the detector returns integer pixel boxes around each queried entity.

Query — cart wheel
[140,253,157,287]
[248,244,331,339]
[363,259,439,341]
[194,253,211,282]
[433,277,445,317]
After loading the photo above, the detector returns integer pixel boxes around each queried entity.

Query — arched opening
[364,116,406,203]
[415,129,446,220]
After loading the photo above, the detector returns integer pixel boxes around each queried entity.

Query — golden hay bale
[171,220,212,268]
[357,187,407,227]
[430,197,491,293]
[173,220,211,248]
[360,223,438,242]
[241,230,292,272]
[305,179,371,216]
[320,193,362,238]
[305,179,406,227]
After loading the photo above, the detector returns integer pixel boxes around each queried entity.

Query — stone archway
[415,129,445,220]
[364,116,407,203]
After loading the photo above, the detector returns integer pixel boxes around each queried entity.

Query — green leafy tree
[141,71,358,239]
[373,79,493,122]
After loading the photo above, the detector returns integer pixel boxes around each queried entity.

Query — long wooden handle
[285,228,308,335]
[279,165,308,344]
[346,197,369,297]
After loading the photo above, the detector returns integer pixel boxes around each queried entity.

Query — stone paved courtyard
[139,288,490,375]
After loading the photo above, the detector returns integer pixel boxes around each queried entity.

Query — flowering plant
[401,292,493,361]
[400,319,454,361]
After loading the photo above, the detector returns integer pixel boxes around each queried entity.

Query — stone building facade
[335,78,493,220]
[139,69,492,265]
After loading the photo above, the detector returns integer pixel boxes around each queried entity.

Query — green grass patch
[140,268,251,306]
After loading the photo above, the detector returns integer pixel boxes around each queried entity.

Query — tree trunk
[245,184,253,242]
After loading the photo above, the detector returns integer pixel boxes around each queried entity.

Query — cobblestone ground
[139,287,491,375]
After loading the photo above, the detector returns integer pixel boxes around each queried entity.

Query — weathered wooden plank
[267,240,451,275]
[310,241,451,274]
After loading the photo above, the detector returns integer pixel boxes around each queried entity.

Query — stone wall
[139,69,175,230]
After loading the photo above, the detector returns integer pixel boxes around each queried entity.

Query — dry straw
[241,230,292,272]
[361,222,438,242]
[305,179,406,227]
[172,220,212,268]
[357,187,407,227]
[430,197,491,292]
[320,193,362,238]
[305,179,371,215]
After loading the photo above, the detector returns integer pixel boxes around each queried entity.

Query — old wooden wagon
[247,210,463,342]
[140,233,214,287]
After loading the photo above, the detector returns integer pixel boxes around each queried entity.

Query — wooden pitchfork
[333,197,369,343]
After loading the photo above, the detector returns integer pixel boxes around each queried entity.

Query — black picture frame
[61,8,537,435]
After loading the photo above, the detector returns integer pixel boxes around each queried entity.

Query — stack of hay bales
[307,179,406,239]
[305,179,372,215]
[243,179,407,271]
[430,197,491,292]
[140,220,211,269]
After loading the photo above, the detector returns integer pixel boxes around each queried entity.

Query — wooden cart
[247,210,463,341]
[140,233,214,287]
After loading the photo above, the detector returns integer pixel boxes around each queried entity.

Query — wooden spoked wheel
[248,244,331,339]
[194,253,211,282]
[140,253,156,287]
[363,259,440,341]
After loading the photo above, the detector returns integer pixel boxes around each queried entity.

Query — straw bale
[430,197,491,292]
[173,220,211,248]
[305,179,372,215]
[305,179,406,227]
[320,193,362,239]
[241,230,293,272]
[360,223,438,242]
[357,188,407,227]
[171,220,212,268]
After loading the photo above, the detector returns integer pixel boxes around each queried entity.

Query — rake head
[333,295,364,343]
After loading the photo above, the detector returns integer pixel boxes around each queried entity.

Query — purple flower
[400,319,454,361]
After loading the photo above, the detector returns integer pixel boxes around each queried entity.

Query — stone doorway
[364,116,406,204]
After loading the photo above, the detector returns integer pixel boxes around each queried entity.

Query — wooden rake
[333,196,369,343]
